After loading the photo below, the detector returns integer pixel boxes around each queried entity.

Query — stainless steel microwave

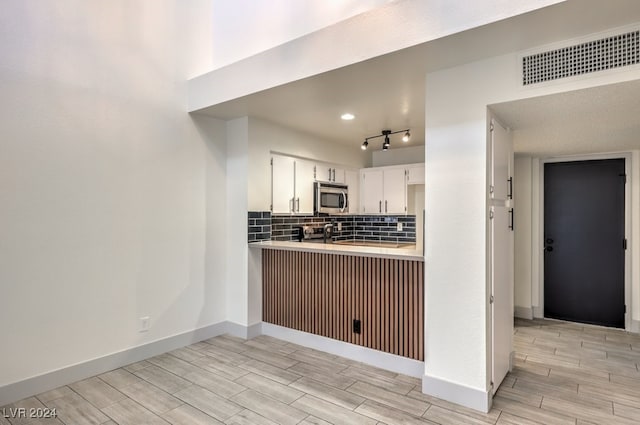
[314,182,349,214]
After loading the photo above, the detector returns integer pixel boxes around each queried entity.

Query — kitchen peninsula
[250,239,424,362]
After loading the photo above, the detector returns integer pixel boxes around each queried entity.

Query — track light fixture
[361,128,410,151]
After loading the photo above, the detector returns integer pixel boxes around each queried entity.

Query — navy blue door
[544,159,625,328]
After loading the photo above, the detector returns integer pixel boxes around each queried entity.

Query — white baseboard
[631,320,640,333]
[0,321,251,406]
[262,323,424,378]
[422,374,491,413]
[514,306,533,320]
[533,306,544,318]
[227,321,262,339]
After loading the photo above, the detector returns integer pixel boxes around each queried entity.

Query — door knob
[546,238,554,244]
[544,246,554,252]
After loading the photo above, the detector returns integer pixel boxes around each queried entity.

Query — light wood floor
[3,319,640,424]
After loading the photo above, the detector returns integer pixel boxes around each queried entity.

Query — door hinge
[490,295,494,304]
[490,123,494,132]
[270,204,273,212]
[489,185,494,194]
[489,210,494,220]
[270,158,273,166]
[624,238,628,250]
[620,173,627,184]
[624,305,627,314]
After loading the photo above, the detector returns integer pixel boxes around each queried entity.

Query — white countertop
[249,240,424,261]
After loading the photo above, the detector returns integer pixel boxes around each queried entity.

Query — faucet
[323,222,334,244]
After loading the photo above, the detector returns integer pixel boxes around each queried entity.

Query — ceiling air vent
[522,30,640,85]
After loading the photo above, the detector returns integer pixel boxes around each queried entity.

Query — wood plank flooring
[3,318,640,424]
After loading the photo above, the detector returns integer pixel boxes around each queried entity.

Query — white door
[361,169,383,213]
[271,155,295,214]
[489,117,514,395]
[491,205,513,394]
[345,169,359,214]
[383,168,407,214]
[294,159,316,214]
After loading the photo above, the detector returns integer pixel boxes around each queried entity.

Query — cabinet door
[332,167,346,183]
[383,168,407,214]
[491,119,511,201]
[344,169,359,213]
[271,155,295,214]
[318,165,333,182]
[407,164,425,185]
[361,169,383,214]
[294,159,316,214]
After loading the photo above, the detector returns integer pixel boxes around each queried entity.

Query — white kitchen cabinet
[295,159,316,214]
[318,165,345,183]
[361,169,384,214]
[271,155,296,214]
[407,164,425,185]
[271,155,315,215]
[344,169,359,213]
[383,167,407,214]
[360,165,411,214]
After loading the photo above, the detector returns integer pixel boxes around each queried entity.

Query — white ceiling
[194,0,640,153]
[491,79,640,157]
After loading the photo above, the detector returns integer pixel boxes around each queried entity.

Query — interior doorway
[543,159,626,328]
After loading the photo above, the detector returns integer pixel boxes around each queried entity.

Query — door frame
[536,153,631,330]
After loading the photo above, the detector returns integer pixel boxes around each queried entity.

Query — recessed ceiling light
[341,113,355,121]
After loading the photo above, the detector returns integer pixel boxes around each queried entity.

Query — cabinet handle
[507,177,513,200]
[290,198,294,213]
[332,169,335,182]
[509,208,514,231]
[385,200,388,213]
[296,198,300,212]
[328,169,332,181]
[379,200,382,213]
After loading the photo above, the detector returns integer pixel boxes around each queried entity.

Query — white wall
[424,28,640,409]
[225,117,250,326]
[372,145,425,167]
[0,0,226,389]
[247,118,368,211]
[190,0,565,110]
[211,0,392,70]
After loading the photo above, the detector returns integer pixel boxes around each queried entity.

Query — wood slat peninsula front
[261,247,424,361]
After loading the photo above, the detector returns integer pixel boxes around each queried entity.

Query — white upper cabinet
[294,159,316,214]
[383,167,406,214]
[318,165,345,183]
[407,164,425,185]
[271,155,315,215]
[361,169,384,214]
[271,155,296,214]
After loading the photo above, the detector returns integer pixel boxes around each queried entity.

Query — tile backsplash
[248,211,271,242]
[264,214,416,243]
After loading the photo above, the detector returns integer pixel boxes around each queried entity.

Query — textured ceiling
[491,79,640,157]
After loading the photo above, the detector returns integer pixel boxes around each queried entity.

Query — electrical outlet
[353,319,361,334]
[139,316,150,332]
[337,222,342,232]
[397,222,403,231]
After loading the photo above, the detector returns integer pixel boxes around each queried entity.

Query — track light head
[361,140,368,150]
[402,130,410,142]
